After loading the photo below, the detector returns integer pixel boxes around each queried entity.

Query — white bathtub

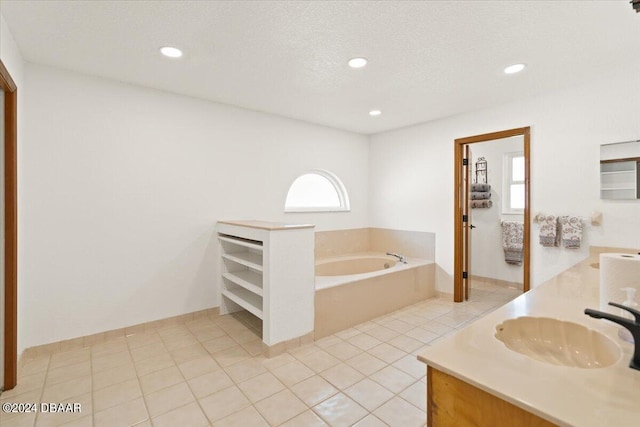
[315,252,430,290]
[314,252,436,338]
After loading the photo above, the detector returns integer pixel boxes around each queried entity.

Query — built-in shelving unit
[600,140,640,200]
[217,220,315,350]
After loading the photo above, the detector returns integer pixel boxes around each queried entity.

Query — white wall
[470,136,523,284]
[370,66,640,293]
[21,64,369,351]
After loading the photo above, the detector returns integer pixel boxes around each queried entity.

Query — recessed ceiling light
[369,110,382,116]
[504,63,526,74]
[348,57,368,68]
[160,46,183,58]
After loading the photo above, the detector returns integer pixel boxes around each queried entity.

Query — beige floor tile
[92,362,137,390]
[93,378,142,412]
[294,349,340,373]
[365,326,400,341]
[320,363,365,390]
[91,350,132,374]
[58,414,93,427]
[163,334,200,352]
[369,365,415,394]
[368,343,407,364]
[33,392,92,427]
[260,352,296,371]
[91,339,129,359]
[400,380,427,411]
[388,334,424,353]
[134,352,175,377]
[18,355,50,377]
[139,365,183,395]
[382,319,415,334]
[49,348,91,370]
[188,370,234,399]
[202,336,237,354]
[151,401,209,427]
[198,385,250,422]
[223,358,267,383]
[254,389,307,426]
[271,360,315,387]
[354,321,377,332]
[41,375,91,402]
[237,372,285,403]
[353,414,388,426]
[314,335,342,349]
[157,325,191,339]
[212,345,251,368]
[212,405,268,426]
[288,343,320,358]
[171,343,210,365]
[374,396,425,427]
[130,341,168,362]
[240,339,263,356]
[1,411,37,427]
[345,353,387,376]
[348,333,383,351]
[290,375,339,407]
[229,329,261,344]
[94,397,148,427]
[404,327,439,344]
[313,392,368,427]
[392,354,427,379]
[47,361,91,386]
[0,389,41,406]
[335,327,361,340]
[126,331,162,350]
[178,355,220,380]
[193,326,227,342]
[344,378,394,411]
[280,410,328,427]
[324,341,363,361]
[145,381,195,417]
[420,321,454,336]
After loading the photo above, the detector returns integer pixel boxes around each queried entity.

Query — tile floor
[1,282,521,427]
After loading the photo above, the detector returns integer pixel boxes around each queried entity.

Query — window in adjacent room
[285,169,350,212]
[503,152,525,213]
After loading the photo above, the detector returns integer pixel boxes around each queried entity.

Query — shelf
[601,187,635,191]
[222,252,263,271]
[218,234,263,251]
[600,170,635,175]
[222,288,263,319]
[223,271,263,296]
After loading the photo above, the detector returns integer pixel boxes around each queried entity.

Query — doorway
[454,127,530,303]
[0,59,17,391]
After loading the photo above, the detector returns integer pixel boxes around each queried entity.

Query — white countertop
[418,248,640,427]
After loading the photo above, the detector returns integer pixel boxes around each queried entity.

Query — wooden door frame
[454,127,530,302]
[0,59,17,390]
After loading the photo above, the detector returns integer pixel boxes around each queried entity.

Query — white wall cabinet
[217,220,315,348]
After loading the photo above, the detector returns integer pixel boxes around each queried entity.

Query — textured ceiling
[2,1,640,134]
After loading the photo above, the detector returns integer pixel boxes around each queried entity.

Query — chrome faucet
[386,252,408,264]
[584,302,640,371]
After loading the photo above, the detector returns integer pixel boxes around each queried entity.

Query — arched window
[285,169,350,212]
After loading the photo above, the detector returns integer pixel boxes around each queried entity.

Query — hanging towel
[470,191,491,200]
[559,216,583,249]
[539,215,559,247]
[471,183,491,192]
[471,200,492,209]
[502,221,524,265]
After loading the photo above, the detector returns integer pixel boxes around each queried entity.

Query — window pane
[285,174,341,208]
[512,156,524,181]
[510,184,525,209]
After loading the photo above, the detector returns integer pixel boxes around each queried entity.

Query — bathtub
[314,252,435,339]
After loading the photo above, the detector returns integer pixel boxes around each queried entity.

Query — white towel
[559,216,583,249]
[539,215,559,247]
[502,221,524,265]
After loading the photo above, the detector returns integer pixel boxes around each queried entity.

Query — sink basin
[495,317,621,369]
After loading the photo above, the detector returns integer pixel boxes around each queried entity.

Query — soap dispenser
[619,287,638,343]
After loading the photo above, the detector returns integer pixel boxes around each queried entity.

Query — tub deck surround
[217,219,315,230]
[315,252,436,339]
[418,249,639,427]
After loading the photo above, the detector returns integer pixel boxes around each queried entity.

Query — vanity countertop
[417,248,640,427]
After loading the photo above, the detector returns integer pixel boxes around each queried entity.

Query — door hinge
[463,158,469,166]
[462,271,468,279]
[462,215,468,223]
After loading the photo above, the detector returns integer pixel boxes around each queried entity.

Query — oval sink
[494,317,621,369]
